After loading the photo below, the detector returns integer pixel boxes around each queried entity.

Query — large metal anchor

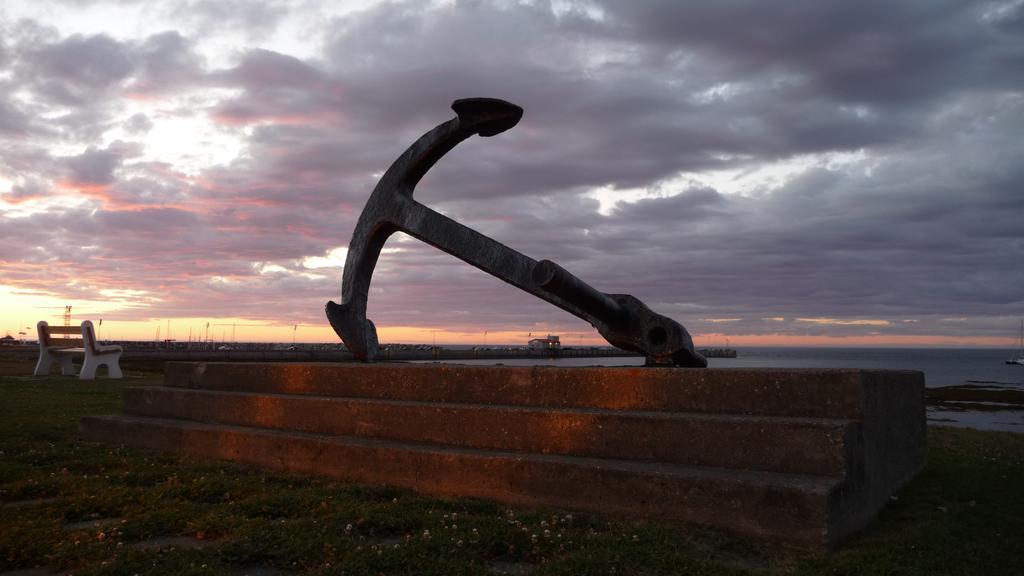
[326,98,706,367]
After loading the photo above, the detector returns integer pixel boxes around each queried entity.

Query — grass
[1,360,1023,575]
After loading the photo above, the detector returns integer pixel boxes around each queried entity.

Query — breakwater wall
[3,343,736,366]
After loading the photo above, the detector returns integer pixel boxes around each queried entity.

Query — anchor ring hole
[647,326,668,346]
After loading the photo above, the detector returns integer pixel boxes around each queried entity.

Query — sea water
[428,347,1024,389]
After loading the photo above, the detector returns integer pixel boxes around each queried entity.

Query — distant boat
[1008,319,1024,365]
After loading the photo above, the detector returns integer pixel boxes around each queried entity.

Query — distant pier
[700,348,738,358]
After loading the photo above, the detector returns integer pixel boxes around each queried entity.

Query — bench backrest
[37,321,83,349]
[80,320,103,355]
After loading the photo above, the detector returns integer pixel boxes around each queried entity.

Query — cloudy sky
[1,0,1022,346]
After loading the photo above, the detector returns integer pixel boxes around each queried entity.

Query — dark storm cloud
[64,143,138,187]
[123,113,153,134]
[209,48,343,125]
[0,141,62,204]
[0,23,204,155]
[1,0,1022,343]
[222,49,322,88]
[27,33,135,96]
[320,1,928,206]
[582,95,1024,336]
[4,178,49,204]
[0,98,30,136]
[10,25,203,105]
[129,31,206,94]
[593,0,1024,104]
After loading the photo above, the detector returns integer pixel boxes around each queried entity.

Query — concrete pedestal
[80,363,925,548]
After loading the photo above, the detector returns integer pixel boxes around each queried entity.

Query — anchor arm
[328,99,524,361]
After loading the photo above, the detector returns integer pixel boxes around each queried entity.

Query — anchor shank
[397,200,603,326]
[532,259,627,327]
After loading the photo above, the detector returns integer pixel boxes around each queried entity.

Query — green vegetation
[927,385,1024,412]
[2,362,1023,575]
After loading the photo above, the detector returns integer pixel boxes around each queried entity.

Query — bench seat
[50,347,86,354]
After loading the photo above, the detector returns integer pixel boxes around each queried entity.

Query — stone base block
[80,363,926,548]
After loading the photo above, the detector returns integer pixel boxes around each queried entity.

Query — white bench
[34,320,123,379]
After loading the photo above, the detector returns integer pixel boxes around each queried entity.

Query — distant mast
[1007,319,1024,366]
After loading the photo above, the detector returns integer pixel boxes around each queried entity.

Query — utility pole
[292,324,298,344]
[64,305,72,326]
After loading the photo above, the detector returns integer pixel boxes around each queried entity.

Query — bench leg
[80,353,123,380]
[34,354,53,376]
[80,357,98,380]
[107,354,123,379]
[60,355,76,376]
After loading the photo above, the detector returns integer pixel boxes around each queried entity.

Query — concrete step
[163,362,922,418]
[79,414,840,547]
[123,385,856,477]
[82,363,927,548]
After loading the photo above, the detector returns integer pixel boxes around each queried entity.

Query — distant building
[0,335,16,346]
[528,334,560,350]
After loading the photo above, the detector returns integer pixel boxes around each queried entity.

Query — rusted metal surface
[326,98,706,367]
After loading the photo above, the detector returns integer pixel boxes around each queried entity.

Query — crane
[289,323,316,345]
[32,305,95,326]
[211,322,238,343]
